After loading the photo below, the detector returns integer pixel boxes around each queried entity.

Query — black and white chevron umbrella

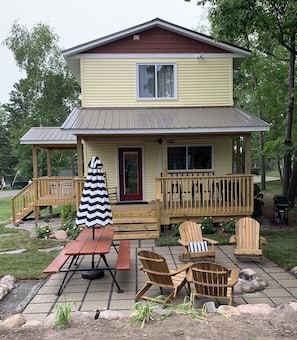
[76,156,113,238]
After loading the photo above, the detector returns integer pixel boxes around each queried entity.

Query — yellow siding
[81,58,233,107]
[83,138,232,201]
[143,143,161,201]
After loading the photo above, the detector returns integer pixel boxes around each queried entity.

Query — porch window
[137,63,176,99]
[168,146,213,171]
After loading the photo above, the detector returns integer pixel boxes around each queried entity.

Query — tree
[3,22,80,179]
[0,106,18,185]
[188,0,297,204]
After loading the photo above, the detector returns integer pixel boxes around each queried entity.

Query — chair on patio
[229,217,267,262]
[189,262,239,306]
[178,221,218,262]
[135,250,192,305]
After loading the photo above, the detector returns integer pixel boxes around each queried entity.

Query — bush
[218,218,237,234]
[61,204,76,222]
[200,217,215,234]
[35,224,52,239]
[59,220,82,240]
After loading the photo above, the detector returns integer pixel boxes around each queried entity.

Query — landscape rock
[205,301,217,313]
[217,305,241,317]
[239,268,257,280]
[43,314,56,328]
[0,275,15,290]
[22,320,42,327]
[70,311,93,325]
[1,314,26,328]
[99,310,124,320]
[0,275,15,301]
[290,266,297,278]
[234,269,268,294]
[275,303,296,314]
[289,301,297,311]
[237,303,275,315]
[50,230,68,240]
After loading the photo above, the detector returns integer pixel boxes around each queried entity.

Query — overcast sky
[1,0,208,104]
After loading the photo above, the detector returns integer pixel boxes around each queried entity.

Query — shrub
[61,204,76,222]
[35,224,52,239]
[218,218,237,234]
[171,222,182,237]
[59,220,82,240]
[200,217,215,234]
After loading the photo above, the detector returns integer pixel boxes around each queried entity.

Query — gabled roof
[61,106,270,136]
[63,18,250,57]
[20,127,76,147]
[63,18,250,82]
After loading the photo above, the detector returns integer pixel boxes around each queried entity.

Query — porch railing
[155,174,254,219]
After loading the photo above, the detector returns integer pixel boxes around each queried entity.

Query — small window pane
[168,147,186,170]
[157,65,174,97]
[188,146,212,170]
[139,65,155,97]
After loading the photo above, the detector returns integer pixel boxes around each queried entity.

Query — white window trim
[136,62,177,100]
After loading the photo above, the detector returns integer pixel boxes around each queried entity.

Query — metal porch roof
[20,127,76,146]
[61,106,270,136]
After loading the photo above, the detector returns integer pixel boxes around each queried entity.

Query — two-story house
[18,18,269,238]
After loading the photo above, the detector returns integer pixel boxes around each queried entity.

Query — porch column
[235,137,241,173]
[245,134,251,174]
[32,145,38,179]
[162,137,168,176]
[46,149,53,215]
[77,136,83,177]
[47,149,52,176]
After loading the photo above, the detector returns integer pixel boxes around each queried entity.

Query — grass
[0,224,66,278]
[0,197,13,224]
[0,195,66,279]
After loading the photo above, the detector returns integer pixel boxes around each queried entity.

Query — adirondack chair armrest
[260,236,267,246]
[229,235,236,244]
[228,269,240,287]
[178,239,189,247]
[169,262,193,276]
[203,237,218,245]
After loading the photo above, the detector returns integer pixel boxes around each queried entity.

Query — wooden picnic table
[44,228,130,295]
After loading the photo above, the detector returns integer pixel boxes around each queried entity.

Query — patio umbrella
[76,155,113,239]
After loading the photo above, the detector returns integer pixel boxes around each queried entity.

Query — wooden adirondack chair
[229,217,267,261]
[189,262,239,306]
[135,250,192,305]
[178,221,218,262]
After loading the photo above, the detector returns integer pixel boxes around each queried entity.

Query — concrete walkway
[22,240,297,322]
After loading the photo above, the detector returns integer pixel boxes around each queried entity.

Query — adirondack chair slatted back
[235,217,260,250]
[179,221,203,243]
[138,250,173,286]
[191,263,228,298]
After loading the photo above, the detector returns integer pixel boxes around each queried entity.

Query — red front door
[119,148,143,201]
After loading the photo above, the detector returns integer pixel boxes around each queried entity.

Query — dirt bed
[2,313,297,339]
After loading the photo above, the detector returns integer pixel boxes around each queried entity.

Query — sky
[1,0,208,104]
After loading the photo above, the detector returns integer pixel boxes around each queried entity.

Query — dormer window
[137,63,177,99]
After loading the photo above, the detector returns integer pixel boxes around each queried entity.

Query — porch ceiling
[61,106,270,136]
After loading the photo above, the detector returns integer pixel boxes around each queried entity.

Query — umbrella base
[82,269,105,280]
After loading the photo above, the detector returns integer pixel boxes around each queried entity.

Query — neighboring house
[18,18,269,235]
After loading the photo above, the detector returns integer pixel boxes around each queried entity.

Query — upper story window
[137,63,176,99]
[168,146,213,171]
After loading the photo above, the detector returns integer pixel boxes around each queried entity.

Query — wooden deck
[11,174,254,239]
